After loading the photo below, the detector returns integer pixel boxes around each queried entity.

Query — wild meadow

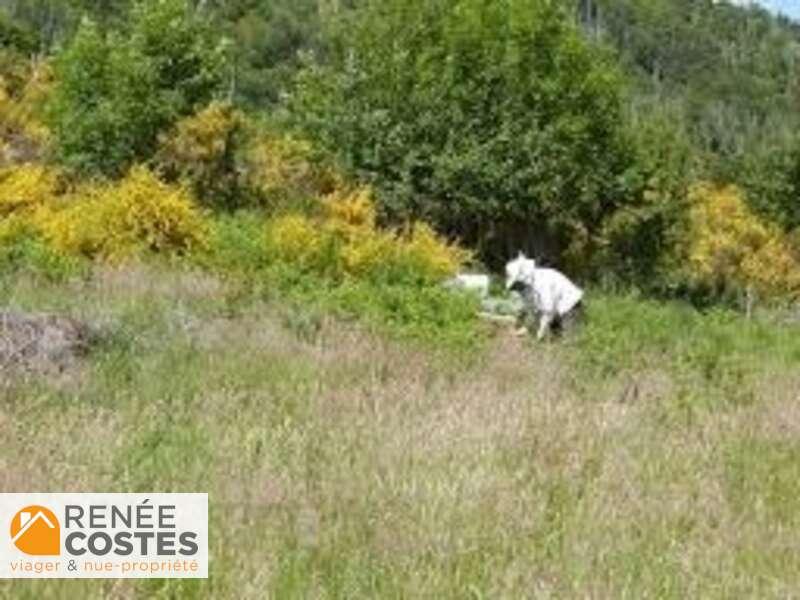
[1,262,799,598]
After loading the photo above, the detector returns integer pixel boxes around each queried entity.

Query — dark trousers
[516,300,585,336]
[552,300,585,335]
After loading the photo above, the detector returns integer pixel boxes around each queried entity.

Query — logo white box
[0,493,208,578]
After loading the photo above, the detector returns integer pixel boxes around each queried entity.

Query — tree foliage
[2,0,800,302]
[47,0,227,178]
[212,0,326,107]
[0,11,41,54]
[590,0,800,226]
[289,0,632,266]
[155,101,247,208]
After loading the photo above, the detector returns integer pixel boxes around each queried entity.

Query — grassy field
[1,265,799,598]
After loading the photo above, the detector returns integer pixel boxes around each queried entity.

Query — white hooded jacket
[505,253,583,338]
[521,267,583,316]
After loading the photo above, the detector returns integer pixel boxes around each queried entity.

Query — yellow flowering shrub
[156,101,245,206]
[0,60,51,158]
[247,134,345,209]
[339,228,398,277]
[264,214,326,268]
[158,102,243,166]
[400,223,470,282]
[0,164,61,217]
[41,166,209,262]
[686,183,800,298]
[0,164,63,255]
[324,187,377,233]
[265,186,468,283]
[0,214,32,246]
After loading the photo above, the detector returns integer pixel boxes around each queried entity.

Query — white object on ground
[480,296,524,316]
[505,252,583,340]
[444,273,491,298]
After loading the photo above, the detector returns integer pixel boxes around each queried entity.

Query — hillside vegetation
[2,0,799,300]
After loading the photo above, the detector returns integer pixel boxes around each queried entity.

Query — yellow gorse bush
[41,166,209,262]
[0,162,456,282]
[339,229,397,277]
[0,164,63,248]
[0,214,34,246]
[156,107,350,211]
[155,101,246,207]
[0,60,51,149]
[156,101,243,181]
[324,187,376,231]
[0,164,60,217]
[158,101,242,166]
[248,134,345,208]
[265,186,468,283]
[403,222,470,282]
[265,213,325,268]
[687,182,800,298]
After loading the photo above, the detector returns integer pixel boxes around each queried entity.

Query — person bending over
[505,252,584,340]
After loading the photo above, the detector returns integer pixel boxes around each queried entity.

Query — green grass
[1,266,799,598]
[0,234,88,283]
[195,211,486,355]
[574,293,800,409]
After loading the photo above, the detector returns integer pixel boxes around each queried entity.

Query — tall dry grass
[0,266,798,598]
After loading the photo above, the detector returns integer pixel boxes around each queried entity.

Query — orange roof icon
[10,505,60,555]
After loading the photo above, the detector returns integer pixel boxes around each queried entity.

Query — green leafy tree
[595,98,696,287]
[0,1,70,51]
[289,0,633,267]
[47,0,227,177]
[738,133,800,231]
[595,0,800,225]
[59,0,131,32]
[0,11,41,54]
[193,0,326,107]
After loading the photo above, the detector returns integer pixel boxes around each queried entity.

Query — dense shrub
[0,160,460,288]
[0,59,52,164]
[289,0,631,265]
[0,13,39,54]
[221,0,324,108]
[0,163,83,280]
[0,164,61,217]
[266,213,331,271]
[683,183,800,301]
[323,186,376,230]
[41,166,209,261]
[0,51,30,97]
[0,165,63,267]
[48,1,227,178]
[200,212,271,275]
[246,132,343,212]
[156,101,247,208]
[738,134,800,232]
[590,101,696,285]
[265,187,469,285]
